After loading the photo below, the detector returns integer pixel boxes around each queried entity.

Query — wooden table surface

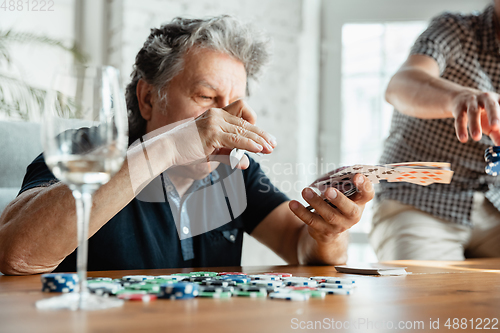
[1,259,499,333]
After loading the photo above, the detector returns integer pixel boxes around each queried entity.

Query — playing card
[387,168,453,186]
[311,162,454,192]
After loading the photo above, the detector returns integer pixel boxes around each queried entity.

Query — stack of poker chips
[41,273,79,293]
[158,282,199,300]
[485,146,500,176]
[40,271,356,302]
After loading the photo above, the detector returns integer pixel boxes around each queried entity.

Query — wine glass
[36,65,128,310]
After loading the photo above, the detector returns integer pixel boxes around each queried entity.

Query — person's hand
[452,90,500,144]
[171,99,276,169]
[288,174,374,243]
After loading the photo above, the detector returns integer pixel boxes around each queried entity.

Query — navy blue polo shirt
[19,154,288,271]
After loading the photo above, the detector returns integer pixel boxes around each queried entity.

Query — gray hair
[125,15,271,145]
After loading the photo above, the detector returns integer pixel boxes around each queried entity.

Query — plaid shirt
[377,4,500,226]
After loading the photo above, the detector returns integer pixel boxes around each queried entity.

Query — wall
[113,0,322,266]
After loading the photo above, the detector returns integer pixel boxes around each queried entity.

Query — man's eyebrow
[195,80,218,91]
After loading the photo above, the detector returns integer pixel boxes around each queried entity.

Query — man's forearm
[0,134,176,275]
[386,67,470,119]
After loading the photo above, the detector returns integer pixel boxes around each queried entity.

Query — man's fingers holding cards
[289,199,347,239]
[350,174,374,205]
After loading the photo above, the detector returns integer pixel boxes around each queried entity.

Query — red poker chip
[217,272,247,276]
[263,273,293,277]
[117,294,157,301]
[286,286,316,291]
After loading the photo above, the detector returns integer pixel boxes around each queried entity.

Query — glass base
[36,292,124,311]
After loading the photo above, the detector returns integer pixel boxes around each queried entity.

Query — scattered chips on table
[40,271,356,302]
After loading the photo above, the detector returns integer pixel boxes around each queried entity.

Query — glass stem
[71,186,94,309]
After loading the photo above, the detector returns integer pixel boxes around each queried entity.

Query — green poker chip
[128,283,161,293]
[288,290,326,298]
[198,291,232,298]
[232,290,267,298]
[189,272,218,277]
[145,278,175,285]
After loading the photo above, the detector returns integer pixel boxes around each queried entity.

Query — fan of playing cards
[311,162,454,197]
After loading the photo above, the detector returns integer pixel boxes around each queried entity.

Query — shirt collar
[479,4,500,53]
[163,169,221,200]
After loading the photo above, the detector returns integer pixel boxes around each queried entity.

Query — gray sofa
[0,121,42,214]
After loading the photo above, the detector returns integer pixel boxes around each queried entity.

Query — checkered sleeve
[410,13,464,75]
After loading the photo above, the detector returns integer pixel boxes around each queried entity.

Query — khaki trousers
[370,192,500,261]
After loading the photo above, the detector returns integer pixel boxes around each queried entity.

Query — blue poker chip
[485,161,500,176]
[158,282,199,299]
[41,273,79,293]
[485,153,500,163]
[218,275,250,284]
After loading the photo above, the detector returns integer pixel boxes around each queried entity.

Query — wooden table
[1,259,499,333]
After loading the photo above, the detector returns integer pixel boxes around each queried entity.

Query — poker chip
[283,277,317,287]
[263,273,292,278]
[484,147,500,176]
[41,273,79,293]
[217,272,247,276]
[122,275,154,282]
[250,280,283,288]
[318,283,355,289]
[201,280,237,287]
[189,271,218,277]
[248,274,280,281]
[88,282,123,295]
[155,275,185,281]
[310,277,355,284]
[199,286,234,293]
[219,275,251,283]
[320,288,352,295]
[198,291,232,298]
[87,277,113,283]
[269,292,309,301]
[146,278,175,285]
[158,282,199,300]
[127,283,161,293]
[115,289,147,296]
[118,293,157,302]
[232,290,267,298]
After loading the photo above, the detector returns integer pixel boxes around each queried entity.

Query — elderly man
[0,16,373,275]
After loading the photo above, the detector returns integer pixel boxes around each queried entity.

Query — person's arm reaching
[0,100,275,275]
[386,54,500,144]
[251,174,374,265]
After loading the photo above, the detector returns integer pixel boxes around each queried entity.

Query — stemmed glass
[36,65,128,310]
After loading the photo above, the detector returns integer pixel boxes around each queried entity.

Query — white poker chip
[283,277,317,287]
[155,275,184,281]
[263,273,292,278]
[310,277,355,284]
[320,288,352,295]
[318,283,355,290]
[250,280,283,287]
[122,275,154,282]
[269,292,309,301]
[248,274,280,281]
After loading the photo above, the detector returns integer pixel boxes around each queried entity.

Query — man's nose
[217,97,230,108]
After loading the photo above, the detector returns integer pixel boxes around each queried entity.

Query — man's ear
[136,79,154,121]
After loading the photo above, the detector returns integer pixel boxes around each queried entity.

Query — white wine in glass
[36,65,128,310]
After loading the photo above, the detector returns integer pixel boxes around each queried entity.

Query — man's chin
[168,161,220,180]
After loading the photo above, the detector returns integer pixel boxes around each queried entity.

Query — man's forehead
[191,77,247,97]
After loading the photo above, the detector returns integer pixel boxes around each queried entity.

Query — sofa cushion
[0,121,42,188]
